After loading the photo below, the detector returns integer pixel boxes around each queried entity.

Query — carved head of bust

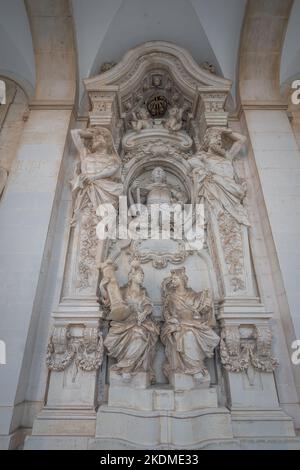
[169,267,188,289]
[151,167,166,184]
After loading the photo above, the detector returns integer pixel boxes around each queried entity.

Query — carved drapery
[44,42,278,413]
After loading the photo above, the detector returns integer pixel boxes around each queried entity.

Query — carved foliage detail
[220,325,279,373]
[77,207,98,291]
[46,326,103,372]
[218,212,245,292]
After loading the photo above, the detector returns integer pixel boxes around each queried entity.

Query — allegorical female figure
[188,127,249,226]
[161,268,220,382]
[70,126,123,224]
[101,259,159,382]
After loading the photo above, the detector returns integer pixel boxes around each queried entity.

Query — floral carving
[77,208,98,291]
[46,327,75,371]
[220,325,279,373]
[46,326,103,372]
[218,212,245,292]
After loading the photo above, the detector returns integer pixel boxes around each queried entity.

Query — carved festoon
[220,325,279,373]
[46,326,103,372]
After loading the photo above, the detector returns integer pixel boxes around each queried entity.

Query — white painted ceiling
[0,0,299,103]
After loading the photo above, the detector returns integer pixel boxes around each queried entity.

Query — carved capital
[199,92,228,128]
[88,90,120,131]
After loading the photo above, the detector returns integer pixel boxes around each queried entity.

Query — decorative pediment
[84,41,231,95]
[83,42,232,131]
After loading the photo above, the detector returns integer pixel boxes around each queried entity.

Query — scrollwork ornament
[75,328,104,372]
[46,327,75,372]
[220,325,279,373]
[46,326,104,372]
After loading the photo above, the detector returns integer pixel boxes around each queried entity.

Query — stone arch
[238,0,293,103]
[24,0,77,104]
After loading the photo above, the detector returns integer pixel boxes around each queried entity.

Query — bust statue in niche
[129,167,188,208]
[128,167,188,237]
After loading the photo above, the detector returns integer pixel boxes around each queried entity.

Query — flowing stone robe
[104,284,159,379]
[71,128,123,222]
[189,128,249,226]
[161,288,220,378]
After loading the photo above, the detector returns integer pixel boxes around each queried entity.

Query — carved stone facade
[24,41,298,450]
[46,325,103,373]
[220,325,279,373]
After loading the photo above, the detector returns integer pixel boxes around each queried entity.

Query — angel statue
[161,267,220,383]
[101,259,159,382]
[164,105,184,132]
[70,126,123,224]
[130,107,153,132]
[188,126,249,226]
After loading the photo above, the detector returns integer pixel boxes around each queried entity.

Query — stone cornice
[29,100,75,111]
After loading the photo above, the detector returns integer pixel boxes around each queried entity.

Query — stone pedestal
[94,406,234,449]
[107,371,218,412]
[170,372,210,390]
[93,369,223,448]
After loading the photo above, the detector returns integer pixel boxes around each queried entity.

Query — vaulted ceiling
[71,0,246,102]
[0,0,299,106]
[0,0,35,96]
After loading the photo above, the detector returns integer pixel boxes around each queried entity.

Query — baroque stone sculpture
[164,105,184,132]
[129,167,187,208]
[161,267,220,383]
[130,107,153,132]
[70,126,123,224]
[101,259,159,382]
[188,126,248,226]
[220,325,279,374]
[46,326,103,373]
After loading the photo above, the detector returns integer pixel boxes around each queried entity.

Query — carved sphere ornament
[147,94,168,117]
